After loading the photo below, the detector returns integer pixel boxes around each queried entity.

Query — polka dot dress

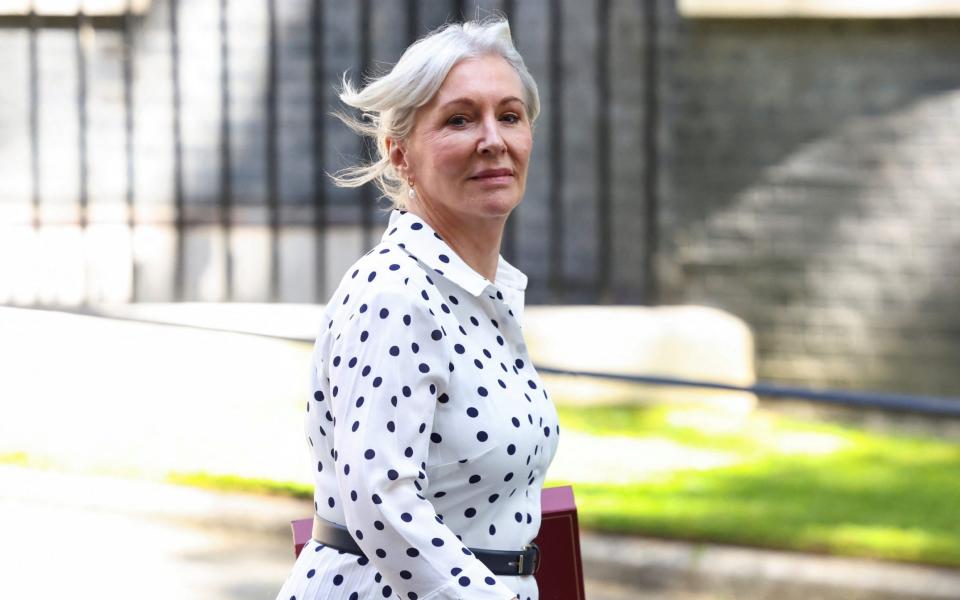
[274,210,560,600]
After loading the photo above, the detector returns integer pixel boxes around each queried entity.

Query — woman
[275,17,559,600]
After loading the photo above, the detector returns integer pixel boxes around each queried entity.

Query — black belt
[312,514,540,576]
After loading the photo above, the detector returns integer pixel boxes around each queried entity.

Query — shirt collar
[380,209,528,298]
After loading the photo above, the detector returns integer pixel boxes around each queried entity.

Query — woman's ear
[386,137,409,179]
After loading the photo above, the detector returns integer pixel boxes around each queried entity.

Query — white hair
[329,16,540,211]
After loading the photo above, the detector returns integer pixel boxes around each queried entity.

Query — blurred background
[1,0,959,599]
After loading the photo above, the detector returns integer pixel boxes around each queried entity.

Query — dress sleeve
[326,286,518,600]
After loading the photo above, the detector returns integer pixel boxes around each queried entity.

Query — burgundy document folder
[291,485,584,599]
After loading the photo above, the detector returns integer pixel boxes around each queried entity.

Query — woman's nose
[477,116,506,154]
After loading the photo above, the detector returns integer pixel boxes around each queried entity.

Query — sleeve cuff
[417,578,518,600]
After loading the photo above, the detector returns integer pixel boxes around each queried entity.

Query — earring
[407,179,416,200]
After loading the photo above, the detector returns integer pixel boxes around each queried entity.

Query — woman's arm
[324,284,518,600]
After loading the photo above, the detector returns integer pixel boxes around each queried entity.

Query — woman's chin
[470,191,522,219]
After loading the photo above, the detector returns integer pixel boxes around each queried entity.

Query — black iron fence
[0,0,660,306]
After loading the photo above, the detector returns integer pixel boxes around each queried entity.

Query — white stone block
[183,225,226,302]
[279,227,317,303]
[523,305,756,413]
[230,225,271,302]
[132,224,176,302]
[324,225,364,297]
[84,223,133,303]
[36,225,86,306]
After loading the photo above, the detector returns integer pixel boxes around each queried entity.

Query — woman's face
[393,54,533,224]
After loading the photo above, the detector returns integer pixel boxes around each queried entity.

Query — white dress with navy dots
[274,209,561,600]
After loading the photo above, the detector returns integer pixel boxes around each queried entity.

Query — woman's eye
[501,113,521,124]
[447,115,468,126]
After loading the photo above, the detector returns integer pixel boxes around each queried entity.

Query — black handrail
[536,366,960,418]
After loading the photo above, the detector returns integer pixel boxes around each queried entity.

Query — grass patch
[549,403,960,567]
[0,453,315,500]
[166,471,313,499]
[7,400,958,567]
[0,451,30,466]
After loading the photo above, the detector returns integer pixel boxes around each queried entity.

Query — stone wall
[658,11,960,395]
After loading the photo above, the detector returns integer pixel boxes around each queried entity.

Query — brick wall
[658,12,960,395]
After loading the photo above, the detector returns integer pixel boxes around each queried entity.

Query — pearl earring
[407,179,416,200]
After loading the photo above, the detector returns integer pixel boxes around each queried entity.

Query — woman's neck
[405,202,505,282]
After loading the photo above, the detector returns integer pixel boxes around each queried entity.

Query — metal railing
[3,0,659,305]
[537,366,960,418]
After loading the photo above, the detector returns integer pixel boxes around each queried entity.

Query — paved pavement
[7,465,960,600]
[0,464,655,600]
[0,465,662,600]
[3,305,960,599]
[1,465,296,600]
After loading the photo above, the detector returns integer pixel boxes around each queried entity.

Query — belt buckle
[520,543,541,575]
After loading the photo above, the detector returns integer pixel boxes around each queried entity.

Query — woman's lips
[470,168,514,184]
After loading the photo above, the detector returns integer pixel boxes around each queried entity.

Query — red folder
[291,485,584,599]
[532,485,586,600]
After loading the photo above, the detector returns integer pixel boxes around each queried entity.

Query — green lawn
[167,471,312,499]
[549,403,960,567]
[13,400,958,568]
[165,402,960,567]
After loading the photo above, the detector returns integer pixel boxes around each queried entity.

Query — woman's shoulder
[345,239,429,289]
[319,242,454,365]
[327,240,438,317]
